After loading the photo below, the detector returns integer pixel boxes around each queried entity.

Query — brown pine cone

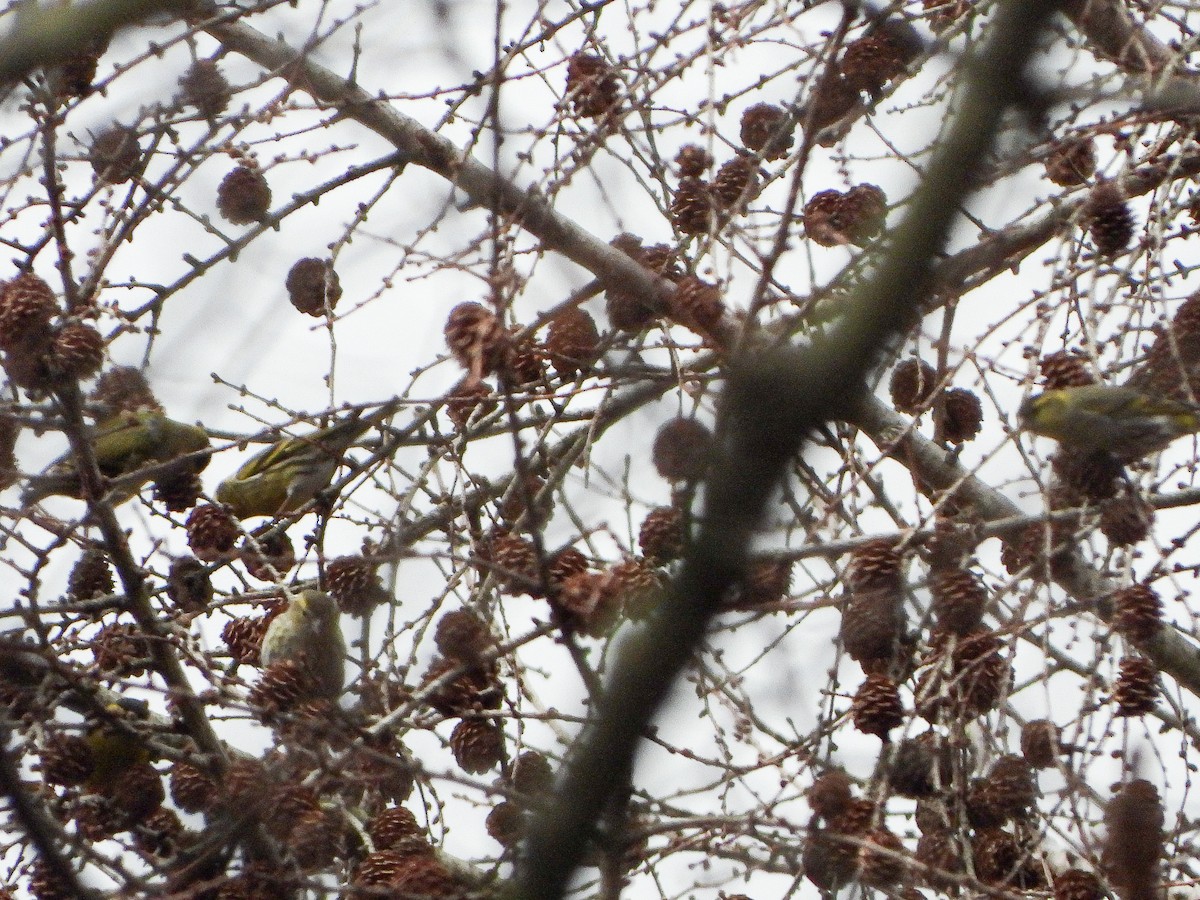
[639,506,685,563]
[486,801,526,847]
[497,472,549,526]
[670,177,715,235]
[890,358,938,413]
[915,629,1011,721]
[434,609,494,663]
[840,33,909,94]
[185,503,238,560]
[652,417,712,481]
[1045,136,1097,186]
[1049,452,1121,510]
[547,546,588,590]
[970,827,1023,885]
[675,144,712,177]
[39,734,94,787]
[368,806,422,851]
[1103,779,1163,895]
[92,621,152,676]
[847,539,903,592]
[422,656,503,716]
[545,307,601,378]
[1112,655,1157,716]
[511,750,555,796]
[1039,350,1095,388]
[238,527,295,582]
[551,569,623,636]
[979,755,1038,820]
[152,467,203,513]
[484,530,541,596]
[504,327,545,386]
[610,557,668,620]
[1110,583,1162,647]
[804,190,857,247]
[179,59,231,118]
[286,258,342,316]
[639,243,684,283]
[326,554,387,617]
[929,568,987,635]
[249,658,320,714]
[90,126,144,184]
[940,388,982,443]
[808,768,854,819]
[739,103,794,160]
[859,827,906,888]
[354,850,409,889]
[915,829,964,888]
[886,734,951,798]
[444,301,508,378]
[1085,181,1135,257]
[450,718,505,774]
[604,234,661,327]
[216,164,271,224]
[132,806,184,858]
[713,154,762,209]
[804,69,859,131]
[68,548,114,601]
[165,556,212,614]
[1054,868,1106,900]
[839,588,904,671]
[851,673,905,739]
[290,805,341,870]
[263,782,321,841]
[48,322,104,380]
[392,854,461,898]
[446,378,497,430]
[0,273,57,352]
[851,184,890,239]
[829,184,886,246]
[1129,289,1200,399]
[803,824,859,891]
[222,607,277,666]
[565,52,621,119]
[668,276,724,336]
[1020,719,1062,769]
[104,760,165,828]
[738,557,793,606]
[1100,493,1154,547]
[169,760,217,813]
[90,365,160,415]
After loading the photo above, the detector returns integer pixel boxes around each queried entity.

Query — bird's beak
[1017,396,1036,425]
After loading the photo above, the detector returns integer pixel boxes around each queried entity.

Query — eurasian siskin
[214,401,399,519]
[1018,384,1200,461]
[22,408,211,505]
[84,721,151,793]
[259,589,346,699]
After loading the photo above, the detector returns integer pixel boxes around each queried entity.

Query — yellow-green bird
[1018,384,1200,461]
[22,408,211,505]
[259,589,346,699]
[215,401,399,519]
[83,721,151,793]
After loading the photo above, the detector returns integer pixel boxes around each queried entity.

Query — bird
[259,589,346,699]
[1018,384,1200,461]
[214,400,399,519]
[22,408,211,505]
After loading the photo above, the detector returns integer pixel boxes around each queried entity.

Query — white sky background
[5,0,1200,896]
